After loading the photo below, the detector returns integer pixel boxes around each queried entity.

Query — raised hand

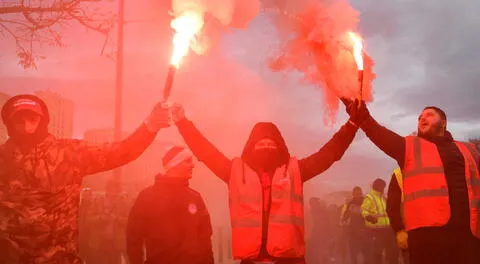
[170,103,186,124]
[341,98,370,127]
[144,102,172,133]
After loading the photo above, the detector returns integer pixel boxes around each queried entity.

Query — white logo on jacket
[188,203,198,215]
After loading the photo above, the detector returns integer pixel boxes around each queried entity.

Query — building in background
[0,92,11,143]
[35,90,74,139]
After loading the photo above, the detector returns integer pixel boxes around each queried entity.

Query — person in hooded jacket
[0,94,171,263]
[343,99,480,264]
[166,103,359,264]
[126,146,214,264]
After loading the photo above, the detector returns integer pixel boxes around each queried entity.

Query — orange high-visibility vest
[228,157,305,259]
[403,136,480,238]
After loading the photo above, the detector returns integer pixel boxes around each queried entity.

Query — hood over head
[241,122,290,171]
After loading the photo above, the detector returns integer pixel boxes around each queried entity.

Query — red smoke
[170,0,261,56]
[266,0,376,124]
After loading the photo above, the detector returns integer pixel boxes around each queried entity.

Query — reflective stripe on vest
[230,216,308,229]
[454,142,480,238]
[364,192,390,228]
[404,137,445,179]
[403,136,480,238]
[403,188,449,202]
[228,158,305,259]
[229,189,303,205]
[403,136,450,231]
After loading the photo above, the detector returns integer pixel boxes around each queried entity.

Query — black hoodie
[241,122,290,172]
[176,118,358,259]
[126,175,213,264]
[177,119,357,183]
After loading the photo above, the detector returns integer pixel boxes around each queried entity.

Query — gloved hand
[144,102,172,133]
[170,103,186,124]
[365,215,378,224]
[396,230,408,250]
[341,98,370,127]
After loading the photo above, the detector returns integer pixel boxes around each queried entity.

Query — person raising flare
[164,102,359,264]
[343,99,480,264]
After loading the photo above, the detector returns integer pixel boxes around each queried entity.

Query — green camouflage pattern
[0,126,155,263]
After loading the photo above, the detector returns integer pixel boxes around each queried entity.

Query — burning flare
[348,31,363,70]
[170,11,205,68]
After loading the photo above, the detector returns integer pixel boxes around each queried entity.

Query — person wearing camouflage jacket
[0,94,171,264]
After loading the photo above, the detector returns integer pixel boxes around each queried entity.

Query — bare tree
[0,0,115,69]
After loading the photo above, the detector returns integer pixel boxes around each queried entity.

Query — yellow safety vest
[393,168,404,202]
[361,190,390,228]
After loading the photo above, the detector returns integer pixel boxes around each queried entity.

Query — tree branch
[0,0,84,14]
[1,0,114,69]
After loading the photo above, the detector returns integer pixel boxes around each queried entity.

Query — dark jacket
[176,119,358,259]
[176,119,358,184]
[126,176,214,264]
[362,116,477,240]
[342,196,366,232]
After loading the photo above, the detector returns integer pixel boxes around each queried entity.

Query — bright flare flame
[348,31,364,70]
[170,11,204,68]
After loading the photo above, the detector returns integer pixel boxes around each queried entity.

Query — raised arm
[344,99,406,165]
[73,103,170,176]
[299,120,358,182]
[361,116,406,165]
[172,104,232,183]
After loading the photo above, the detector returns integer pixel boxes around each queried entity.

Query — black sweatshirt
[126,176,214,264]
[176,119,358,183]
[176,118,357,259]
[361,116,473,234]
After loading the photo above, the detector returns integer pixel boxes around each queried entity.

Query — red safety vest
[402,136,480,238]
[228,157,305,259]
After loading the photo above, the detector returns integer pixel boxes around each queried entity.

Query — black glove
[341,98,370,127]
[365,215,378,224]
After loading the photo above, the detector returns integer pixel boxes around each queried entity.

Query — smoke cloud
[170,0,261,56]
[264,0,376,123]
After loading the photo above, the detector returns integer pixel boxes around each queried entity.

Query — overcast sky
[1,0,479,197]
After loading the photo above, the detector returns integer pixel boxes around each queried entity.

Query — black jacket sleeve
[176,119,232,183]
[126,191,147,264]
[197,197,214,264]
[299,121,358,182]
[361,116,406,166]
[342,202,352,223]
[386,173,405,232]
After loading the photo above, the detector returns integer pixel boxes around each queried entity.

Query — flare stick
[163,65,176,101]
[358,69,364,102]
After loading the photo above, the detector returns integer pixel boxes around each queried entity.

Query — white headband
[164,149,193,170]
